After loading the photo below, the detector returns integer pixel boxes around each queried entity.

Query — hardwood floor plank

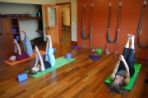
[0,45,147,98]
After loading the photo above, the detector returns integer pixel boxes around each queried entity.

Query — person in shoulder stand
[9,31,33,61]
[9,39,29,61]
[110,34,135,93]
[31,35,55,74]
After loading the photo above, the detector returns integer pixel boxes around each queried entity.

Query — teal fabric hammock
[137,0,148,48]
[105,0,122,54]
[106,1,122,43]
[81,0,89,48]
[81,0,94,48]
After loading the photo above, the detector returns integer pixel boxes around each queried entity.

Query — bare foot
[46,35,51,40]
[119,55,124,61]
[13,39,17,44]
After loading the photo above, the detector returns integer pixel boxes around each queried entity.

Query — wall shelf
[17,16,41,20]
[0,16,41,20]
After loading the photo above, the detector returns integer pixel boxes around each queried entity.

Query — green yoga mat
[31,57,76,78]
[105,63,142,90]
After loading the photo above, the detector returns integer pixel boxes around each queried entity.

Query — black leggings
[117,48,135,77]
[44,61,51,69]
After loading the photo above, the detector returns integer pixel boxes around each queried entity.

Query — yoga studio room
[0,0,148,98]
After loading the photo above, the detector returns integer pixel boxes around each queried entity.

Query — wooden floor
[0,44,147,98]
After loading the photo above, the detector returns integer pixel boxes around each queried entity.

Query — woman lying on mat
[9,39,29,61]
[9,31,33,61]
[110,34,135,93]
[31,35,55,74]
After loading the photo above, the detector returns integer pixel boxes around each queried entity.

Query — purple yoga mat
[16,51,29,61]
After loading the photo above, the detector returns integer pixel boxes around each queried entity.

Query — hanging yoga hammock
[107,0,122,43]
[89,0,94,49]
[105,0,122,54]
[137,0,148,49]
[81,0,94,48]
[81,0,89,48]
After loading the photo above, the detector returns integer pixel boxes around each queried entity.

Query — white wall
[0,3,41,40]
[0,3,40,14]
[0,0,78,41]
[0,0,50,4]
[71,0,77,41]
[62,5,70,26]
[19,20,39,40]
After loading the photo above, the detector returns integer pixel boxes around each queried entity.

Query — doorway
[60,4,71,46]
[44,3,71,46]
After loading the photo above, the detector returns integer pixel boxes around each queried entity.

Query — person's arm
[111,60,120,80]
[120,55,130,84]
[46,38,49,49]
[14,39,22,55]
[34,51,39,67]
[16,43,22,55]
[49,35,52,48]
[36,46,45,71]
[14,44,17,53]
[46,35,52,48]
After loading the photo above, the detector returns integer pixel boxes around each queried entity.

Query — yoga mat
[4,50,45,66]
[31,57,76,78]
[105,63,142,90]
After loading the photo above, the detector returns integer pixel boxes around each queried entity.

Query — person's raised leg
[122,34,131,60]
[22,31,33,57]
[130,35,135,50]
[45,35,55,67]
[126,35,135,77]
[125,34,131,48]
[45,35,51,61]
[46,35,53,56]
[46,35,52,48]
[46,36,49,49]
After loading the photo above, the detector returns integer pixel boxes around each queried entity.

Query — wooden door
[45,5,62,45]
[0,18,14,61]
